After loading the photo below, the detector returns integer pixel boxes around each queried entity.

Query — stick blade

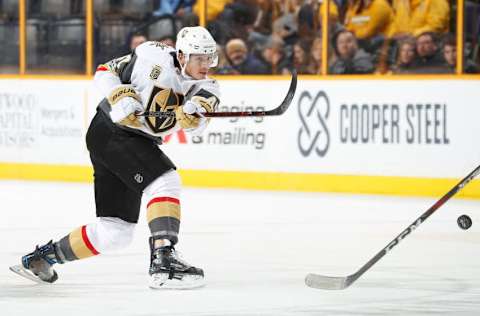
[305,273,350,290]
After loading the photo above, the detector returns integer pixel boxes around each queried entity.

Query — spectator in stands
[265,13,298,73]
[297,0,340,41]
[411,32,445,72]
[249,0,285,54]
[213,44,237,74]
[153,0,198,28]
[158,36,175,47]
[442,34,456,73]
[306,37,323,74]
[388,0,450,38]
[293,40,311,74]
[252,0,279,36]
[323,0,341,27]
[219,38,269,74]
[194,0,233,22]
[441,34,479,74]
[329,29,374,74]
[129,33,147,51]
[206,0,258,45]
[344,0,394,41]
[153,0,195,17]
[272,13,299,47]
[390,37,417,73]
[258,36,292,74]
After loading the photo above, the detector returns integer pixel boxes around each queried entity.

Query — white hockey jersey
[94,41,221,139]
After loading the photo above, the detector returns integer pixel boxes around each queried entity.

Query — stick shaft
[139,71,297,118]
[306,163,480,290]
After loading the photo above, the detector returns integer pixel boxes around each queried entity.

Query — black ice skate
[9,240,62,284]
[149,238,205,290]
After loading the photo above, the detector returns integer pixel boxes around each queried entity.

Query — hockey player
[11,26,220,289]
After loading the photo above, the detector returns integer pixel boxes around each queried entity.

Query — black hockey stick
[138,70,297,118]
[305,163,480,290]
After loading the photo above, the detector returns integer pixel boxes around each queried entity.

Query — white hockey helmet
[176,26,218,67]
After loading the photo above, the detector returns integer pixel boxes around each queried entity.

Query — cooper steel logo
[297,91,330,157]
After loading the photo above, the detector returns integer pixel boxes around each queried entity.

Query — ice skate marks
[9,264,54,284]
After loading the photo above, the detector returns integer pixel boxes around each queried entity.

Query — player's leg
[143,170,204,289]
[107,133,204,289]
[87,110,204,288]
[13,111,140,283]
[15,155,139,284]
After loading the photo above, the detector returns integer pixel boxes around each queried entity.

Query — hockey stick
[305,163,480,290]
[138,70,297,118]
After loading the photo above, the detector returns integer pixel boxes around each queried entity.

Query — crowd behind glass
[0,0,478,75]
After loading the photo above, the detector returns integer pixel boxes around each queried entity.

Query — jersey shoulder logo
[150,65,162,80]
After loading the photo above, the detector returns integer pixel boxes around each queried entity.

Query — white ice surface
[0,180,479,315]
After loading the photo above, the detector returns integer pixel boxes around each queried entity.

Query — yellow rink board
[0,163,479,199]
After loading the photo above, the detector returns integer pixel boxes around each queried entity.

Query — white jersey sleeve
[94,54,135,97]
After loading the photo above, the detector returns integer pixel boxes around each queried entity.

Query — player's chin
[194,72,208,80]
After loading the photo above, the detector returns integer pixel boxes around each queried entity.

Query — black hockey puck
[457,215,472,230]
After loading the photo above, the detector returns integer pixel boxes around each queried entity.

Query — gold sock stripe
[147,200,181,223]
[68,226,99,259]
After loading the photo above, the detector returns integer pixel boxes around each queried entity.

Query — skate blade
[149,273,205,290]
[9,265,51,284]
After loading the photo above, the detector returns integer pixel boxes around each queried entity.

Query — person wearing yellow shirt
[388,0,450,38]
[344,0,394,40]
[193,0,232,22]
[319,0,340,26]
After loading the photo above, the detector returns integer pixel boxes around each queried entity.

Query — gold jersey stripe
[68,226,98,259]
[147,202,181,223]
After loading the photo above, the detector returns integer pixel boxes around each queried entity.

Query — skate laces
[170,248,191,267]
[155,246,191,268]
[29,241,57,266]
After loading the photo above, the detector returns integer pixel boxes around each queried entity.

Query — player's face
[185,53,217,79]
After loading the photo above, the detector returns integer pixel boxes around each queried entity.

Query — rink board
[0,78,479,198]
